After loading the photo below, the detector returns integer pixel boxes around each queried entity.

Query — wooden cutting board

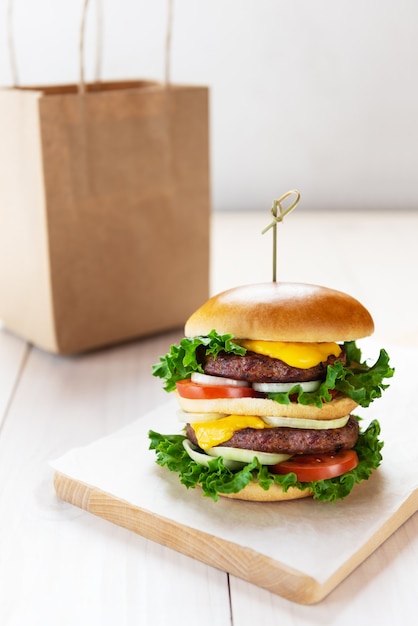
[53,470,418,604]
[51,368,418,607]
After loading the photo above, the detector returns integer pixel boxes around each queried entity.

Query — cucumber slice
[182,439,244,470]
[177,409,225,423]
[206,446,291,465]
[262,414,350,430]
[252,380,321,393]
[191,372,250,387]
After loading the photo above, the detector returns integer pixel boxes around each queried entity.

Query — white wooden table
[0,210,417,625]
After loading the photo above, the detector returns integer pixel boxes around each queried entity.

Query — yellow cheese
[191,415,266,450]
[238,340,341,369]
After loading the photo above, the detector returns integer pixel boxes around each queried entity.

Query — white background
[0,0,417,213]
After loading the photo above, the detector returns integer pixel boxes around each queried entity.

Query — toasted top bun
[185,282,374,342]
[217,482,312,502]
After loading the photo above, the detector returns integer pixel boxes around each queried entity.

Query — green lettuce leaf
[152,330,245,392]
[148,418,384,503]
[267,343,394,408]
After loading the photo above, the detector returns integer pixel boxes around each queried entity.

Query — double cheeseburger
[149,282,394,502]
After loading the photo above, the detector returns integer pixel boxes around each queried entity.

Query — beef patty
[185,415,359,455]
[203,346,346,383]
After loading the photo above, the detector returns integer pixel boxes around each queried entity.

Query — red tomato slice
[271,449,359,482]
[176,379,259,400]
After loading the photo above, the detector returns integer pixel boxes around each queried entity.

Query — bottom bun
[214,482,312,502]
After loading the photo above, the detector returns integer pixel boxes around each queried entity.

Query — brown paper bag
[0,6,210,354]
[0,80,210,354]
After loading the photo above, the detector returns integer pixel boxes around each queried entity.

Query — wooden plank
[0,328,29,428]
[0,336,232,625]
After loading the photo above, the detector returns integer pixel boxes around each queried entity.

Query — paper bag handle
[6,0,18,85]
[6,0,174,90]
[79,0,174,94]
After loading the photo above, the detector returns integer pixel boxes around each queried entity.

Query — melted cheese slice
[192,415,266,450]
[238,340,341,369]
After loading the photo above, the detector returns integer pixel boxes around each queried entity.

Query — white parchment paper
[50,345,418,584]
